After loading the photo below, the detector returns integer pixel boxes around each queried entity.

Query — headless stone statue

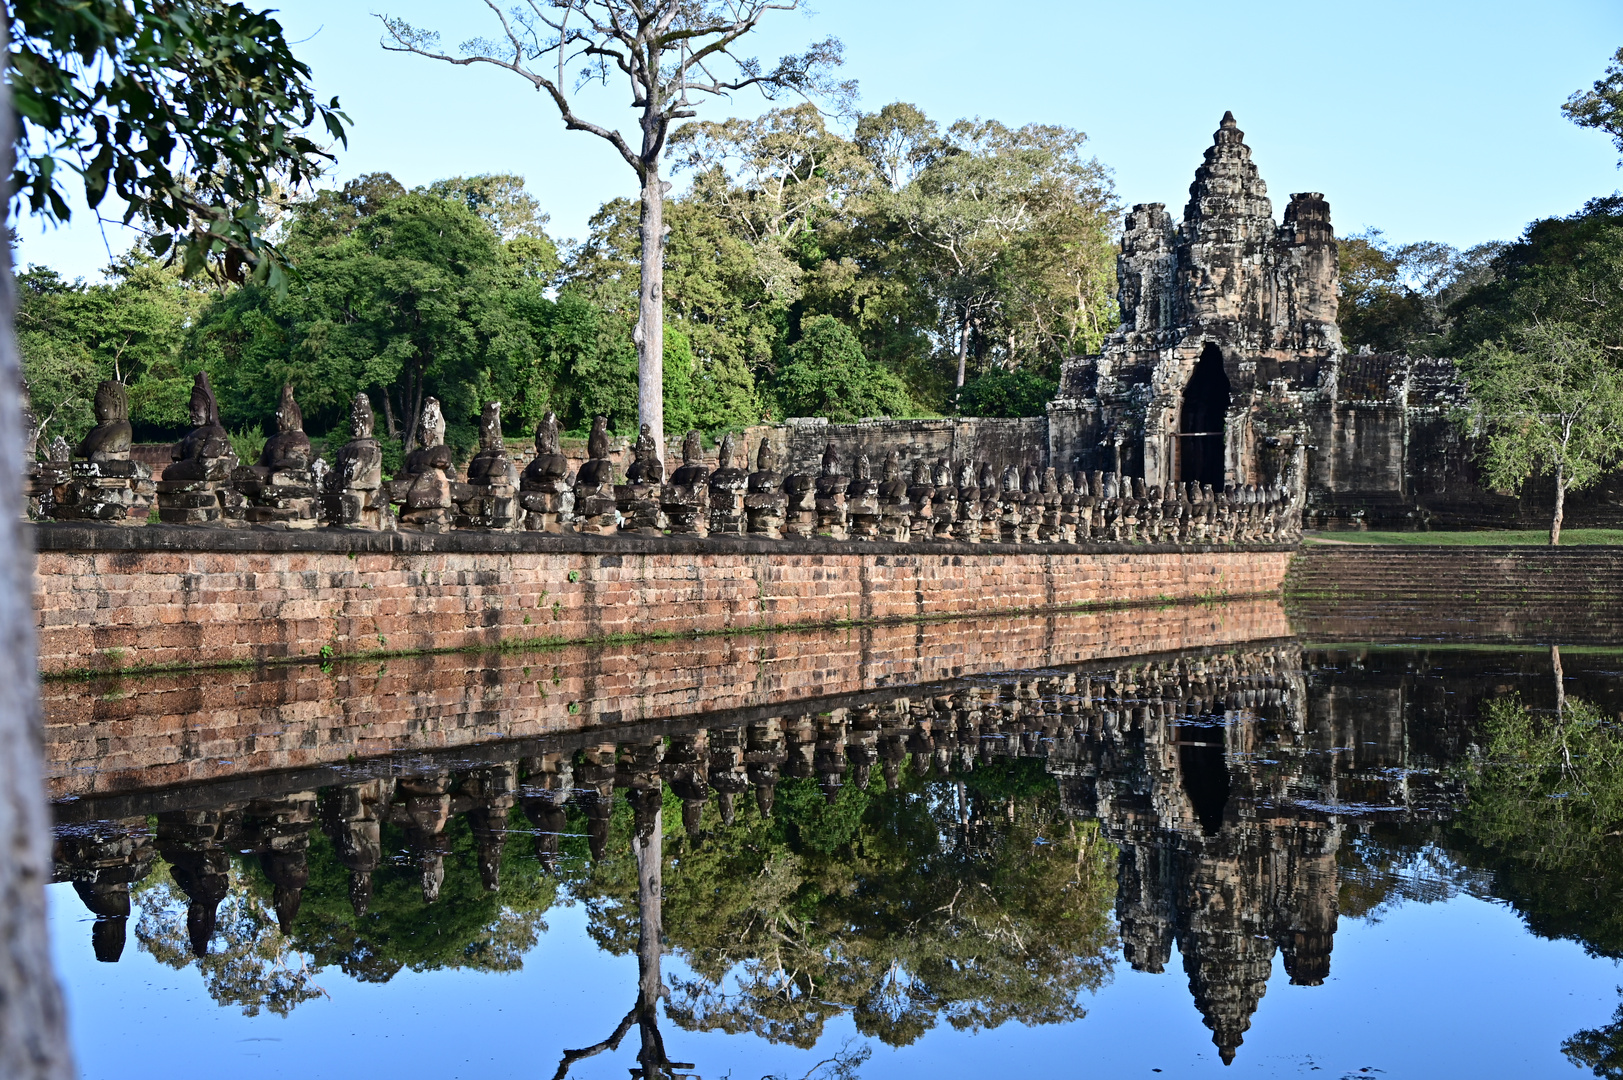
[49,379,153,522]
[845,453,880,541]
[456,402,521,530]
[930,459,956,539]
[1038,467,1063,543]
[235,384,317,528]
[814,443,847,540]
[875,451,910,542]
[978,463,1003,543]
[906,459,936,539]
[324,393,392,531]
[745,438,787,539]
[573,416,618,533]
[662,430,709,536]
[953,460,982,543]
[781,443,818,540]
[156,373,244,525]
[393,398,456,532]
[707,433,748,537]
[998,464,1024,543]
[520,412,574,532]
[616,423,665,535]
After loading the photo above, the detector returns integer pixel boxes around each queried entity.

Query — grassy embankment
[1303,529,1623,546]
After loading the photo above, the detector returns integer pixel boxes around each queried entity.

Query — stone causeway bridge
[28,374,1300,677]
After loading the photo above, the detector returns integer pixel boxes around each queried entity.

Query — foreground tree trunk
[0,17,75,1075]
[637,167,666,458]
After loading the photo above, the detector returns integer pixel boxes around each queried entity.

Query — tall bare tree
[381,1,852,461]
[0,13,73,1077]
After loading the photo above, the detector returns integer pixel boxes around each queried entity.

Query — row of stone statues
[27,377,1302,545]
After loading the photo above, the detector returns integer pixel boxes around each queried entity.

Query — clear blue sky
[20,0,1623,279]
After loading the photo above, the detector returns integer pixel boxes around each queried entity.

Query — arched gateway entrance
[1178,344,1230,488]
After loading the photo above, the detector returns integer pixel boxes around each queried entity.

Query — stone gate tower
[1049,112,1339,493]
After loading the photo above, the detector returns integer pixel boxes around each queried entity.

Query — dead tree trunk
[1551,461,1566,547]
[0,17,75,1075]
[636,166,667,459]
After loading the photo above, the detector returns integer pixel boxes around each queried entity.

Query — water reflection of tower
[1050,649,1343,1064]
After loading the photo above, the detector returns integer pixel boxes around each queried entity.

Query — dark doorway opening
[1179,343,1230,488]
[1177,723,1230,837]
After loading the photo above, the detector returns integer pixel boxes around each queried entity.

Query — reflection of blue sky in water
[48,878,1623,1079]
[46,642,1623,1078]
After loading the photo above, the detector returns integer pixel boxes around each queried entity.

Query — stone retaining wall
[1284,543,1623,643]
[42,597,1295,799]
[34,523,1293,676]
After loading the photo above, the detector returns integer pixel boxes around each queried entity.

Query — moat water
[42,606,1623,1079]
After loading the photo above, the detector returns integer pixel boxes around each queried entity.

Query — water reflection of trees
[55,641,1623,1071]
[1443,660,1623,1079]
[569,759,1116,1050]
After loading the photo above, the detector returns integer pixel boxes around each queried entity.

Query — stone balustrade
[31,384,1303,548]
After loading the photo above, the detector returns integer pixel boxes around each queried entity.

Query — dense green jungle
[19,81,1623,468]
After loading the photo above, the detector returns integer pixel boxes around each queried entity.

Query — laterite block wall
[34,524,1294,676]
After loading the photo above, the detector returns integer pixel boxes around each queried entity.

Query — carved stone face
[855,453,871,482]
[587,416,609,460]
[188,385,211,428]
[933,459,951,486]
[635,423,656,465]
[275,384,302,434]
[756,438,777,472]
[537,411,561,456]
[821,443,840,477]
[93,380,128,424]
[481,402,503,451]
[420,398,446,449]
[351,393,375,439]
[911,459,929,484]
[683,430,703,465]
[882,451,900,483]
[718,433,737,471]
